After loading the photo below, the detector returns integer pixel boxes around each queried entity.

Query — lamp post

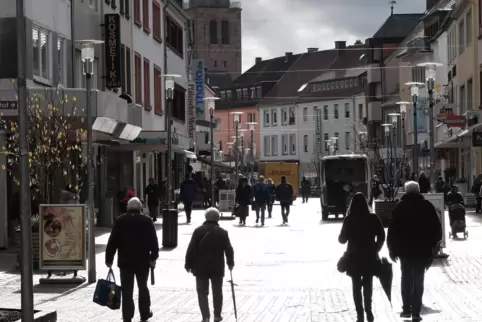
[418,62,443,191]
[389,113,401,186]
[78,39,104,284]
[405,82,424,176]
[247,122,257,181]
[230,112,243,184]
[396,102,409,182]
[161,74,181,207]
[17,0,34,318]
[382,123,394,198]
[204,97,220,207]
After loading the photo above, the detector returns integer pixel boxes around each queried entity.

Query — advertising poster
[422,193,446,248]
[187,82,196,146]
[39,204,86,270]
[104,14,122,89]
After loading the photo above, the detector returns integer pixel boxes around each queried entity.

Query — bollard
[162,208,178,248]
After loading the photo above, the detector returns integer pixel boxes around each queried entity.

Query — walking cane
[228,270,238,321]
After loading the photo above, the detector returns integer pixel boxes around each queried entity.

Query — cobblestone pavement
[2,200,482,321]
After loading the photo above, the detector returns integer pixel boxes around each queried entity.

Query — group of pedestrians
[339,180,442,322]
[234,175,294,226]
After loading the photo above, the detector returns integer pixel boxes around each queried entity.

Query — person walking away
[180,174,197,224]
[234,177,251,225]
[339,192,385,322]
[301,177,311,203]
[214,177,226,206]
[369,175,381,205]
[275,176,294,224]
[435,176,445,193]
[266,178,276,218]
[105,197,159,322]
[387,181,442,322]
[145,178,161,222]
[252,176,270,226]
[185,208,235,322]
[418,172,430,194]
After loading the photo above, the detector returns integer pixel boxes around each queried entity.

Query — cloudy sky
[241,0,425,71]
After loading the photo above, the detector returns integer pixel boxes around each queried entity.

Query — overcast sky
[241,0,426,71]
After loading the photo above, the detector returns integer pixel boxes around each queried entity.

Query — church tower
[184,0,242,80]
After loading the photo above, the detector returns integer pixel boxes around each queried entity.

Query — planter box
[0,308,57,322]
[374,201,397,228]
[15,230,40,270]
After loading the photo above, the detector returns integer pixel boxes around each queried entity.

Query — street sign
[0,101,18,110]
[473,132,482,147]
[441,114,465,128]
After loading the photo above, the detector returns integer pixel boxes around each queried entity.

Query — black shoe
[412,318,422,322]
[366,310,374,322]
[141,311,153,321]
[239,221,242,225]
[261,222,264,226]
[356,315,364,322]
[256,219,259,224]
[400,311,411,318]
[187,219,191,224]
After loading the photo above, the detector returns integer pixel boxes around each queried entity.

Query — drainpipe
[352,95,356,151]
[471,6,479,186]
[99,1,106,91]
[70,0,76,86]
[163,0,169,183]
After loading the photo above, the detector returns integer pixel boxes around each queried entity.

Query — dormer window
[226,90,232,100]
[236,88,241,99]
[350,79,353,86]
[322,83,326,90]
[354,79,358,86]
[340,81,344,88]
[242,88,248,99]
[345,80,348,87]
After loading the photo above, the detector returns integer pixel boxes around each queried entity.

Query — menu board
[39,204,86,270]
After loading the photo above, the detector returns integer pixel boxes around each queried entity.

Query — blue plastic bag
[93,268,122,310]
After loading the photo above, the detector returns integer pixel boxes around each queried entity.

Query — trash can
[162,208,178,248]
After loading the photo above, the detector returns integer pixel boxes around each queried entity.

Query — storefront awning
[197,156,234,171]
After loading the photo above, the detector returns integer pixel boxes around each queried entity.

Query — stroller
[448,203,468,239]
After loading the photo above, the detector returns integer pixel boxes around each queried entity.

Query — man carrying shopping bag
[106,197,160,322]
[185,208,235,322]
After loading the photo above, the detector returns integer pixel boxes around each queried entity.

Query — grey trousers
[196,276,223,319]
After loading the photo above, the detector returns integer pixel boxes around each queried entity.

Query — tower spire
[389,0,396,15]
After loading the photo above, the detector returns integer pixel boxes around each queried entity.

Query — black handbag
[337,251,351,273]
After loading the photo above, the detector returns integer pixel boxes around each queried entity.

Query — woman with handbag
[338,192,385,322]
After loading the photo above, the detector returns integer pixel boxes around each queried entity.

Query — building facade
[184,0,242,80]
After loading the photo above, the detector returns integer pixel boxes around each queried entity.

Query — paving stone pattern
[2,201,482,321]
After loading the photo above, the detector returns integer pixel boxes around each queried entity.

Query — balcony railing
[183,0,241,9]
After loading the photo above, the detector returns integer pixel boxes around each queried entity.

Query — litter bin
[162,208,178,248]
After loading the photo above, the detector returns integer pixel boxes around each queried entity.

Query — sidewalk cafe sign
[423,193,446,248]
[39,204,86,270]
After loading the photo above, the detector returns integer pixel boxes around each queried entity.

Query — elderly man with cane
[185,208,235,322]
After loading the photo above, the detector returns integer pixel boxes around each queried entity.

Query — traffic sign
[0,101,18,110]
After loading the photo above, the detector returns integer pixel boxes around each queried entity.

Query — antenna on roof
[389,0,396,15]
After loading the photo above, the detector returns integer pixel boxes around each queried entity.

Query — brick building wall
[185,7,242,79]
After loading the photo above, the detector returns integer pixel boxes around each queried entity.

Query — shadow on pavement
[319,218,344,225]
[160,247,176,252]
[421,304,442,315]
[13,283,82,295]
[95,244,107,254]
[430,258,450,268]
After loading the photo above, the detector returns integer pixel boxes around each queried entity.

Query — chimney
[285,52,293,62]
[335,41,346,50]
[354,40,363,45]
[427,0,437,10]
[307,47,318,53]
[255,57,262,64]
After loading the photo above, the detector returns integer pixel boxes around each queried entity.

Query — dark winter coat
[338,213,385,277]
[180,178,197,203]
[185,221,235,278]
[235,185,252,206]
[105,209,159,269]
[387,193,442,260]
[446,191,464,205]
[418,176,430,194]
[267,183,276,201]
[145,184,160,206]
[301,180,311,195]
[252,183,270,204]
[275,182,294,205]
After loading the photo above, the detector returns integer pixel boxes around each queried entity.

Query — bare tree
[349,121,406,201]
[1,82,87,203]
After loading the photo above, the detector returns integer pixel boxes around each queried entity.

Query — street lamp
[396,101,409,154]
[230,112,244,184]
[78,39,104,284]
[204,97,220,207]
[405,82,424,177]
[161,74,181,207]
[418,62,443,191]
[389,113,401,186]
[247,122,257,181]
